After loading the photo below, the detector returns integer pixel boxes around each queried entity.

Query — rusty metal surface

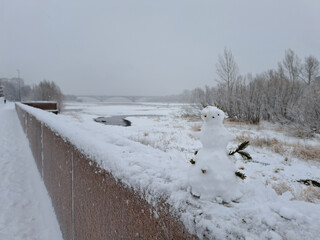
[15,104,198,240]
[22,101,58,114]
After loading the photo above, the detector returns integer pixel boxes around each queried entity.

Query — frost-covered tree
[191,88,206,106]
[215,48,239,117]
[21,85,32,100]
[187,49,320,133]
[1,81,18,101]
[282,49,301,82]
[301,55,320,85]
[32,80,63,110]
[216,48,239,91]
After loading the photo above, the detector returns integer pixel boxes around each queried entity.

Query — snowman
[188,106,242,202]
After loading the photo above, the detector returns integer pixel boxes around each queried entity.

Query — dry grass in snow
[272,182,320,204]
[235,135,320,162]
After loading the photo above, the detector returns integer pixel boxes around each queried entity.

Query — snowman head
[201,106,225,125]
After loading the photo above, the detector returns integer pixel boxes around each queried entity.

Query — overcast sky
[1,0,319,96]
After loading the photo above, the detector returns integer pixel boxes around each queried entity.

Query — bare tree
[21,85,32,100]
[282,49,301,81]
[187,48,319,133]
[2,81,17,101]
[32,80,63,110]
[301,55,320,85]
[191,88,206,107]
[216,48,239,91]
[215,48,239,117]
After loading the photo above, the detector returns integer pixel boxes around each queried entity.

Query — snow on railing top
[16,102,189,208]
[22,101,58,104]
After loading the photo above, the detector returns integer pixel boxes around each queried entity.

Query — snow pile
[16,102,320,239]
[188,106,242,201]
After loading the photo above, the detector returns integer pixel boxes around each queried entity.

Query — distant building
[0,85,4,97]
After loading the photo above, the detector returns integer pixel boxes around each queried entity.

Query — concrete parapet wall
[15,104,197,240]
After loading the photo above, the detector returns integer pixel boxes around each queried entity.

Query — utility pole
[17,69,21,101]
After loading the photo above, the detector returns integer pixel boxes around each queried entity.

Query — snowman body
[188,106,241,202]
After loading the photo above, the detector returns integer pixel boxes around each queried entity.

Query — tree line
[179,48,320,133]
[0,78,63,110]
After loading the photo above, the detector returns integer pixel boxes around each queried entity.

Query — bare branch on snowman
[229,140,252,160]
[235,171,247,180]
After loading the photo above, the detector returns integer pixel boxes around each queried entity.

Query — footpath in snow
[0,102,62,240]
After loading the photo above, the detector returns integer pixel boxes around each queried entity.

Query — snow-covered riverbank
[15,101,320,239]
[62,102,320,239]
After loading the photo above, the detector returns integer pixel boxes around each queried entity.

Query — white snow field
[0,102,62,240]
[17,101,320,240]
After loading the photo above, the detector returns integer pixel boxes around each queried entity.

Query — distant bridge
[76,95,157,103]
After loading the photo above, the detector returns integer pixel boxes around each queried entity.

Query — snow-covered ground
[18,101,320,239]
[0,101,62,240]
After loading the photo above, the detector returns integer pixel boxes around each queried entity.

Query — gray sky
[1,0,319,96]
